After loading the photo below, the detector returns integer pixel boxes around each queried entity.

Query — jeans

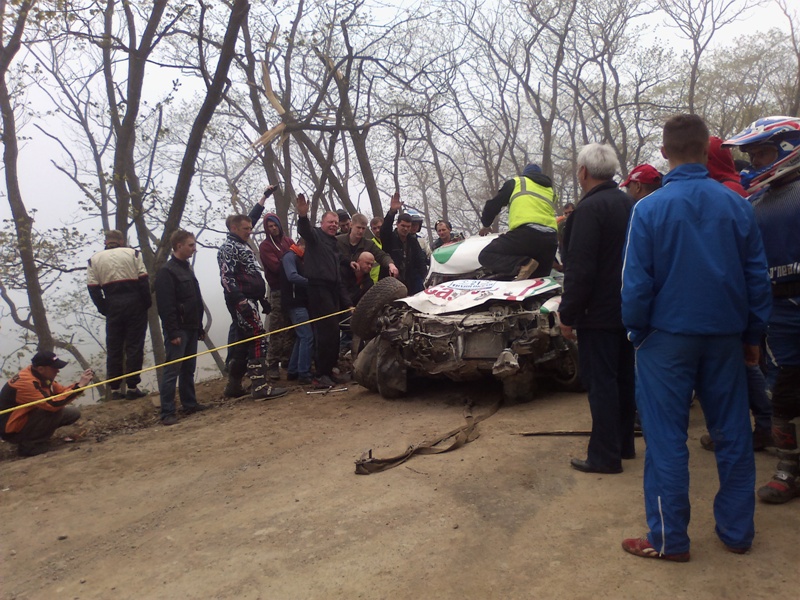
[159,329,200,419]
[287,307,313,378]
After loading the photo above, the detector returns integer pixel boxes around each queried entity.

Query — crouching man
[0,352,94,457]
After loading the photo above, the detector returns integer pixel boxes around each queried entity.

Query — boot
[223,374,247,397]
[224,359,248,397]
[247,359,288,401]
[266,362,281,381]
[757,420,799,504]
[757,454,800,504]
[514,258,539,281]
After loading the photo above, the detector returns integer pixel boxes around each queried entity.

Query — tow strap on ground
[354,399,502,475]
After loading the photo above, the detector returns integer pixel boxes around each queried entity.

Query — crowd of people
[1,114,798,567]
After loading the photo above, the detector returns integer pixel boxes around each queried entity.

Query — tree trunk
[0,0,54,352]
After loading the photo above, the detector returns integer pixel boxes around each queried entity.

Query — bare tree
[657,0,762,113]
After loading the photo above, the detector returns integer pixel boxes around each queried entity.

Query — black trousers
[106,296,148,389]
[3,406,81,452]
[308,282,340,377]
[225,300,267,377]
[478,227,558,279]
[577,328,636,470]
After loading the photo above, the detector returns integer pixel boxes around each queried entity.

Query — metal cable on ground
[0,307,354,416]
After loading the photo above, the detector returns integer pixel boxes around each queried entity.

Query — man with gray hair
[559,143,637,474]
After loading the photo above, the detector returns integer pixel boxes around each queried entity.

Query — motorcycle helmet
[723,116,800,191]
[405,208,425,223]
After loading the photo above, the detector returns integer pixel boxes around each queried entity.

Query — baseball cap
[31,351,68,369]
[620,164,662,187]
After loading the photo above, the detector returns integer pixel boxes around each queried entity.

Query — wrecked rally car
[352,234,580,401]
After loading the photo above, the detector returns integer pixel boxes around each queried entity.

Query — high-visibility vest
[508,176,557,231]
[369,237,383,283]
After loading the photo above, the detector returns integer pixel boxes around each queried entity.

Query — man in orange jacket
[0,351,93,457]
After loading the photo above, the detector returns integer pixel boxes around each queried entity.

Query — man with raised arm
[296,194,353,389]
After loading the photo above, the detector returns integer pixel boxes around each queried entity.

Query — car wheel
[376,338,407,399]
[353,338,379,392]
[553,338,583,392]
[351,277,408,341]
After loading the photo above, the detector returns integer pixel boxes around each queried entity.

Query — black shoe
[17,444,49,457]
[298,375,313,385]
[125,387,149,399]
[313,375,335,389]
[161,415,178,426]
[266,365,281,381]
[287,372,299,381]
[110,390,125,401]
[700,433,715,451]
[570,458,622,474]
[182,403,209,415]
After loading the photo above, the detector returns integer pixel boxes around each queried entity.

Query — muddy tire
[376,338,407,399]
[351,278,408,341]
[553,338,583,392]
[353,338,379,393]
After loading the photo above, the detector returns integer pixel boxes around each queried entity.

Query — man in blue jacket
[620,114,772,562]
[723,116,800,504]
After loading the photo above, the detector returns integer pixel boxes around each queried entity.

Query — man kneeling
[0,352,94,457]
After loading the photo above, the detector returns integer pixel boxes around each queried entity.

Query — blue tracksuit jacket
[622,163,772,346]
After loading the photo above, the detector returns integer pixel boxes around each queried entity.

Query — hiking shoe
[266,365,281,381]
[125,387,149,399]
[621,536,690,562]
[757,472,800,504]
[287,372,299,381]
[700,433,715,451]
[313,375,335,389]
[514,258,539,281]
[298,375,313,385]
[182,403,209,415]
[161,415,178,426]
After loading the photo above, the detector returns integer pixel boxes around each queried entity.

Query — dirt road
[1,378,797,599]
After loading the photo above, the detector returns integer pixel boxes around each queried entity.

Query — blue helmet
[723,116,800,191]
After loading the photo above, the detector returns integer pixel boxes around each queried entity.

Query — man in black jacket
[559,143,636,474]
[154,231,210,425]
[296,194,353,388]
[380,193,426,294]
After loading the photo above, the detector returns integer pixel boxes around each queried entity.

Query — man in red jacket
[0,352,94,457]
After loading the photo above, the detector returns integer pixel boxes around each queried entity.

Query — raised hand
[296,193,309,217]
[389,192,402,213]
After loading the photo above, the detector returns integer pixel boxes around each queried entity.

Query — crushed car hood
[399,278,562,315]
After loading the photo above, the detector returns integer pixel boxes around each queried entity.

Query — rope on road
[0,307,355,416]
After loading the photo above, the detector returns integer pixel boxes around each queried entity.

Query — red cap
[620,164,662,187]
